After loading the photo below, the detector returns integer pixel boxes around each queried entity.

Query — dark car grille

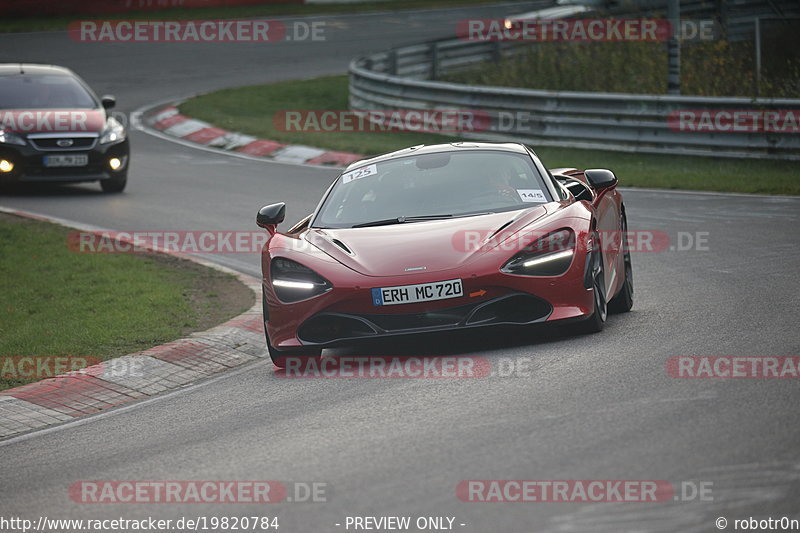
[29,136,97,151]
[23,163,106,176]
[297,293,552,345]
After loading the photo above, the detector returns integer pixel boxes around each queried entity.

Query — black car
[0,64,129,192]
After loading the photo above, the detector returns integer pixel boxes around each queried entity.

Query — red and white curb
[146,105,364,167]
[0,207,267,440]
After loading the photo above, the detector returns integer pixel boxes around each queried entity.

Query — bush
[444,35,799,98]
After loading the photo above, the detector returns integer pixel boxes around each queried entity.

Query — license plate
[372,279,463,306]
[43,154,88,167]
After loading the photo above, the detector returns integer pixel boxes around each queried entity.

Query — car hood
[304,207,550,277]
[0,109,106,134]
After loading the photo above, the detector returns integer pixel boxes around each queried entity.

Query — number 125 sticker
[517,189,547,202]
[342,164,377,184]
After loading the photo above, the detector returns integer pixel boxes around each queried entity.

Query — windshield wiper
[352,215,451,228]
[351,212,494,228]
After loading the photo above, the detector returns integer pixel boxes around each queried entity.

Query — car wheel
[263,298,321,368]
[608,214,633,313]
[100,174,127,193]
[577,237,607,334]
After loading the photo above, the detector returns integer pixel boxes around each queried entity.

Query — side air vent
[331,238,353,255]
[486,217,517,242]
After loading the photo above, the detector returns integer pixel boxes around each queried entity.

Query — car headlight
[0,129,25,146]
[501,228,576,276]
[270,257,332,303]
[99,117,126,144]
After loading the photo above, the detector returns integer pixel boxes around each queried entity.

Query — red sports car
[257,142,633,367]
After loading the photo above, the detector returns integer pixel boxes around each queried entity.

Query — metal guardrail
[348,2,800,160]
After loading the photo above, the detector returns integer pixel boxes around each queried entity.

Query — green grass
[180,75,464,156]
[180,75,799,195]
[525,146,798,195]
[0,215,251,391]
[0,0,521,33]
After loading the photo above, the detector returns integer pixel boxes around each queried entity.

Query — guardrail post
[717,0,729,38]
[388,49,398,75]
[430,42,439,80]
[754,18,762,97]
[492,41,502,63]
[666,0,681,94]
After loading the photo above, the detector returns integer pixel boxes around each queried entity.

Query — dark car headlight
[270,257,332,303]
[99,117,126,144]
[0,129,26,146]
[501,228,576,276]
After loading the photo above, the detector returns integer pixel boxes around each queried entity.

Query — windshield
[313,150,552,229]
[0,73,97,109]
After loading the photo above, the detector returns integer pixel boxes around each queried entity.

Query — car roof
[0,64,75,77]
[344,142,533,171]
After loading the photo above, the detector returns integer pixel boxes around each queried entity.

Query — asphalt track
[1,4,799,532]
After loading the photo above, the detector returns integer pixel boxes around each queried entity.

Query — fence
[348,1,800,159]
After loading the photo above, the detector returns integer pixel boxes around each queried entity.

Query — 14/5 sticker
[517,189,547,202]
[342,164,377,184]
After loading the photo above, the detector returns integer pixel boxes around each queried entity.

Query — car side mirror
[584,169,618,191]
[256,203,286,232]
[101,95,116,109]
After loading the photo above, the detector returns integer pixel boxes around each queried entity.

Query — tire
[100,174,127,193]
[608,213,634,314]
[262,297,321,368]
[576,235,607,334]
